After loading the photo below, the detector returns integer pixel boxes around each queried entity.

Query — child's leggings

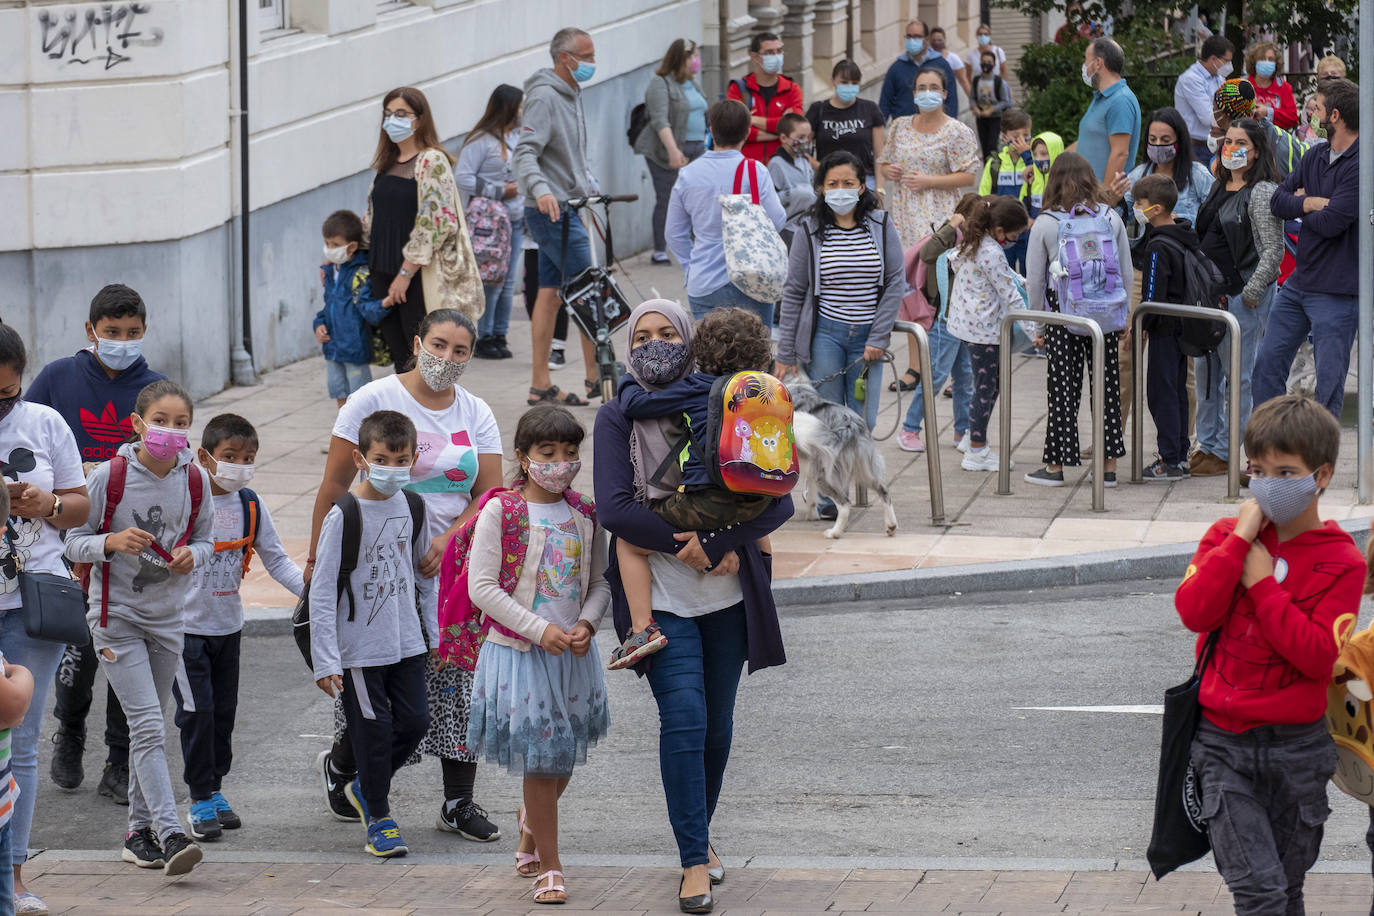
[95,621,183,842]
[966,342,1001,445]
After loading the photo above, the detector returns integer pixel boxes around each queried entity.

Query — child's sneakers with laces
[366,817,409,858]
[161,831,203,876]
[187,798,222,840]
[607,622,667,670]
[961,446,1009,472]
[122,827,164,868]
[210,791,241,829]
[896,430,925,453]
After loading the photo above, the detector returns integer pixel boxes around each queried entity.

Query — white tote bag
[719,159,788,303]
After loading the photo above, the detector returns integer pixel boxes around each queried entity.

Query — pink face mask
[689,56,701,75]
[142,424,188,461]
[527,460,581,493]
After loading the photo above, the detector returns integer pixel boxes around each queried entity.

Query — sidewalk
[197,250,1371,609]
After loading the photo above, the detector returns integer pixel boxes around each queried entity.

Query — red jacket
[726,73,804,164]
[1250,75,1299,130]
[1176,518,1365,733]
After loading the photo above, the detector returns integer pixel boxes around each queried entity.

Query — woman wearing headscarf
[592,300,791,914]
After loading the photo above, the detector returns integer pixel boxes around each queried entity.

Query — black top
[367,158,419,278]
[806,99,884,174]
[1194,185,1251,295]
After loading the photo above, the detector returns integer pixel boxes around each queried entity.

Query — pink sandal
[533,869,566,905]
[515,806,541,877]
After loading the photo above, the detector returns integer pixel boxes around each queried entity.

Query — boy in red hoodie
[1176,394,1365,915]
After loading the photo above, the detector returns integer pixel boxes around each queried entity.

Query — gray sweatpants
[1191,719,1336,916]
[93,617,183,843]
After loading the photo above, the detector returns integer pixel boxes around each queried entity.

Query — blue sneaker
[344,779,370,823]
[210,791,241,830]
[187,799,222,841]
[366,817,408,858]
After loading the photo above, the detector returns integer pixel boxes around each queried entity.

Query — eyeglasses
[384,108,416,120]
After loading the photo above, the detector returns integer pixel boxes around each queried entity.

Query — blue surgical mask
[978,34,992,46]
[761,53,784,74]
[365,461,411,497]
[383,115,414,143]
[914,90,943,113]
[835,84,861,103]
[905,37,924,56]
[824,188,861,215]
[1248,473,1319,526]
[572,60,596,83]
[1255,60,1277,78]
[96,337,143,371]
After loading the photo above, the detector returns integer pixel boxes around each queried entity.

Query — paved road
[29,580,1374,867]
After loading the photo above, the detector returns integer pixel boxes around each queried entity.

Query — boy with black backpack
[175,414,303,840]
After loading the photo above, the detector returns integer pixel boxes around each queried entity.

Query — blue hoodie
[26,349,166,464]
[314,252,389,366]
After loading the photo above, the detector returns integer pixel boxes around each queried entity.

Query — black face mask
[981,62,994,73]
[0,390,20,427]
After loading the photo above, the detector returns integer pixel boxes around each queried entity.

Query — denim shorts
[524,206,592,290]
[326,360,372,400]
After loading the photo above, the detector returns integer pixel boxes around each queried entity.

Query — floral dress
[881,116,981,248]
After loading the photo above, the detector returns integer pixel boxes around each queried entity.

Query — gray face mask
[1248,473,1319,526]
[416,346,467,391]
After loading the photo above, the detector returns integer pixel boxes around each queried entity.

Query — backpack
[1048,205,1129,335]
[720,159,788,302]
[732,78,754,111]
[210,488,262,578]
[627,103,649,149]
[1149,234,1230,358]
[464,196,512,286]
[900,235,938,330]
[344,267,391,368]
[291,490,427,670]
[435,487,597,671]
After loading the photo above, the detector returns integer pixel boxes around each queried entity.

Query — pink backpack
[899,234,937,330]
[464,197,512,285]
[437,487,597,670]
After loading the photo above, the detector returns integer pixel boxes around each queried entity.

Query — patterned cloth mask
[527,460,581,493]
[417,346,467,391]
[1248,473,1318,525]
[627,339,691,386]
[0,391,20,426]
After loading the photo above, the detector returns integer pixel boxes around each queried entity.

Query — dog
[784,374,898,540]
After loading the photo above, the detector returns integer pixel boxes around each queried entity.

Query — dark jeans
[371,269,426,371]
[1147,331,1190,465]
[1191,719,1336,916]
[1252,283,1358,418]
[975,115,1001,160]
[966,342,1000,444]
[645,603,749,868]
[523,248,568,345]
[53,639,130,765]
[171,632,241,800]
[342,653,429,819]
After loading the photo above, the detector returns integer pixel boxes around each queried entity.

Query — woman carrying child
[465,405,610,905]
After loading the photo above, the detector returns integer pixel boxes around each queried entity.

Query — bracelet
[305,558,317,566]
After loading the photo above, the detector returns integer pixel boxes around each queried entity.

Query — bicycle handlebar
[564,194,640,208]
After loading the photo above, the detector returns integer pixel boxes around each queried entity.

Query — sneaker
[366,817,409,858]
[1088,471,1118,488]
[473,337,502,360]
[49,728,84,790]
[98,760,129,805]
[121,827,164,869]
[961,447,1010,472]
[210,792,241,830]
[187,799,222,841]
[161,831,203,876]
[436,798,501,842]
[548,348,566,370]
[953,435,970,454]
[896,430,925,453]
[607,622,668,671]
[318,750,360,823]
[650,251,671,264]
[345,778,370,824]
[1024,467,1065,487]
[1142,459,1186,481]
[491,335,513,359]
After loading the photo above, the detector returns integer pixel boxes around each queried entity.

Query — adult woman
[457,84,525,360]
[776,152,904,431]
[1023,152,1132,487]
[805,61,885,191]
[0,324,91,915]
[593,300,791,914]
[879,66,980,248]
[310,309,503,842]
[964,22,1010,82]
[1119,108,1215,238]
[969,49,1013,160]
[635,39,709,264]
[1316,54,1347,82]
[1245,42,1297,129]
[1190,118,1283,478]
[365,87,482,370]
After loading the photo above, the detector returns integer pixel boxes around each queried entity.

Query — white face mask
[1207,134,1221,153]
[1216,60,1233,79]
[323,244,352,265]
[208,458,255,492]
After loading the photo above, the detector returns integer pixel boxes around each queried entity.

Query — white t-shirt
[648,552,744,618]
[942,50,965,72]
[964,44,1007,72]
[528,500,583,631]
[0,402,85,611]
[333,375,502,541]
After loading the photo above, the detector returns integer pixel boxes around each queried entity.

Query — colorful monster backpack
[702,371,799,497]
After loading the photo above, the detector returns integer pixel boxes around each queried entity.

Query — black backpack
[626,103,648,148]
[1149,235,1229,358]
[292,490,428,670]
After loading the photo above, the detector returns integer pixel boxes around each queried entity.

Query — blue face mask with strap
[365,462,411,497]
[835,84,861,103]
[905,37,924,56]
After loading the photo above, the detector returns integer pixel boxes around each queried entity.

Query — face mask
[1216,61,1233,79]
[1256,60,1276,78]
[1222,148,1248,170]
[914,90,943,113]
[791,140,814,157]
[1034,158,1050,173]
[825,188,861,215]
[142,424,188,462]
[1146,143,1177,164]
[1081,62,1096,88]
[96,337,143,371]
[526,460,581,493]
[1248,473,1319,526]
[905,37,924,56]
[998,237,1018,250]
[0,391,21,426]
[416,345,467,391]
[628,338,691,386]
[930,40,945,52]
[572,60,596,83]
[323,244,352,265]
[1310,114,1328,139]
[835,84,861,103]
[365,462,411,497]
[980,61,995,74]
[689,56,701,75]
[978,34,991,46]
[1132,207,1154,226]
[205,456,254,492]
[383,114,414,143]
[1206,134,1221,154]
[761,53,783,74]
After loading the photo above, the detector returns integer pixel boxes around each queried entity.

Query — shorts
[326,360,372,400]
[524,206,592,290]
[652,487,771,532]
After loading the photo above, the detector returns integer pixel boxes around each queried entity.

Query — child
[309,409,436,859]
[976,109,1034,272]
[63,380,216,876]
[768,113,818,238]
[969,49,1012,160]
[465,404,609,905]
[1022,132,1064,219]
[1131,174,1198,481]
[0,481,35,908]
[610,308,775,670]
[944,196,1030,472]
[315,210,389,406]
[1176,395,1365,914]
[28,283,166,802]
[174,414,304,840]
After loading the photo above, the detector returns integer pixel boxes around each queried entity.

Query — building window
[257,0,285,31]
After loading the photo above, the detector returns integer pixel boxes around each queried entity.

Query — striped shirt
[817,225,882,323]
[0,654,17,831]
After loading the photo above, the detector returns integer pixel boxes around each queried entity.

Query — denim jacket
[313,252,389,365]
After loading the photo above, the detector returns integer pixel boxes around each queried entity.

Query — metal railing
[890,321,946,525]
[996,310,1108,512]
[1130,301,1243,499]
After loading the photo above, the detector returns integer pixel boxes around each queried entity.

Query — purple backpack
[1049,204,1128,335]
[465,197,512,286]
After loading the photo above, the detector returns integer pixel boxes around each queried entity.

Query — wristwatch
[46,493,62,519]
[398,267,414,278]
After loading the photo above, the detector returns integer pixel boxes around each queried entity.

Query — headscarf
[1213,78,1256,120]
[623,299,696,503]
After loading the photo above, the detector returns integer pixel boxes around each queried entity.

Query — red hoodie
[1175,517,1365,733]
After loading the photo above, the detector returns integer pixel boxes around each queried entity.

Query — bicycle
[558,194,640,402]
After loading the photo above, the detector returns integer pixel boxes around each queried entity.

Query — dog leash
[800,351,903,442]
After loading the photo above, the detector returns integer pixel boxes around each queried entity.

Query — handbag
[720,159,788,303]
[1146,628,1220,879]
[2,523,90,646]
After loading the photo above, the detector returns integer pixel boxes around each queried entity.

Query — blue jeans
[808,315,883,430]
[524,206,591,289]
[478,222,522,338]
[1196,285,1274,460]
[901,319,971,436]
[645,604,749,868]
[1253,283,1358,418]
[0,823,11,902]
[687,282,775,328]
[0,609,64,866]
[325,360,371,400]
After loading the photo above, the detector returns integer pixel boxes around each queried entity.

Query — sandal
[533,869,567,905]
[584,379,605,400]
[527,386,587,407]
[515,806,541,877]
[888,369,920,392]
[607,622,668,671]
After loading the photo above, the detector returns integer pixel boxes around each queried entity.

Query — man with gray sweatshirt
[514,26,602,408]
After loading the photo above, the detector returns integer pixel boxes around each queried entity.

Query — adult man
[1253,78,1361,418]
[665,99,786,323]
[1175,35,1234,161]
[1073,38,1140,183]
[879,20,957,120]
[725,32,804,164]
[513,26,602,407]
[927,26,970,102]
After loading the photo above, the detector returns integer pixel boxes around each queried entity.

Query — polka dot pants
[1042,324,1125,467]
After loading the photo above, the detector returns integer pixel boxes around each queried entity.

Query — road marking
[1013,705,1164,714]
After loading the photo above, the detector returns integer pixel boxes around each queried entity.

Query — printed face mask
[526,460,581,493]
[914,90,943,112]
[835,84,861,103]
[1034,157,1051,173]
[0,390,21,426]
[96,337,143,371]
[365,462,411,497]
[383,114,414,143]
[416,346,467,392]
[1081,62,1096,88]
[1256,60,1277,78]
[628,338,691,386]
[207,456,254,492]
[1223,147,1248,170]
[142,424,188,461]
[1248,472,1318,526]
[825,188,861,215]
[1146,143,1177,164]
[323,244,352,264]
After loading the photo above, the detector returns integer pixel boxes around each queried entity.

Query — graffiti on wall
[38,3,165,71]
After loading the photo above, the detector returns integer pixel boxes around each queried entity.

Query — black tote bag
[1146,630,1220,879]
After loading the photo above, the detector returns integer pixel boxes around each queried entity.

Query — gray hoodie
[513,68,599,207]
[64,442,216,644]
